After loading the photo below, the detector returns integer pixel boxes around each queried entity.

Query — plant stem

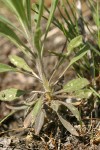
[36,56,51,92]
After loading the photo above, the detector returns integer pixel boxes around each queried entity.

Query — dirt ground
[0,1,100,150]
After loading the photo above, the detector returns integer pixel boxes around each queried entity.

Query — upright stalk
[36,55,51,93]
[27,30,51,93]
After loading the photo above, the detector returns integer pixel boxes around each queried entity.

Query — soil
[0,1,100,150]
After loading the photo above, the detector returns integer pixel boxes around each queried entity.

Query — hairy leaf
[74,89,92,99]
[56,46,88,84]
[63,78,89,93]
[24,98,42,128]
[0,15,22,33]
[2,0,28,30]
[67,35,83,53]
[0,63,17,73]
[34,28,42,53]
[0,88,25,101]
[57,101,80,121]
[67,46,88,68]
[34,0,44,54]
[58,113,79,136]
[50,100,60,112]
[0,21,29,55]
[24,109,34,128]
[34,109,45,135]
[9,55,32,72]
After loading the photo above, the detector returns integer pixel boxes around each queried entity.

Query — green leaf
[63,78,89,93]
[26,0,31,30]
[0,63,17,73]
[67,45,88,69]
[58,113,79,136]
[90,87,100,98]
[34,28,42,53]
[34,109,45,135]
[32,3,39,24]
[88,42,100,56]
[45,0,59,38]
[57,101,81,121]
[67,35,83,54]
[48,50,66,58]
[22,0,32,30]
[2,0,28,30]
[42,0,59,55]
[0,21,30,55]
[56,46,88,84]
[36,0,44,28]
[9,55,32,72]
[74,89,92,99]
[0,110,16,125]
[34,0,44,54]
[0,15,22,34]
[0,88,25,101]
[24,98,42,128]
[32,98,43,124]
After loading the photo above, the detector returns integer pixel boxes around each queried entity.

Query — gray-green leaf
[56,46,88,83]
[67,45,88,68]
[58,113,79,136]
[26,0,31,30]
[63,78,89,93]
[34,28,42,53]
[0,21,29,55]
[67,35,83,53]
[0,88,25,101]
[50,100,60,112]
[74,89,92,99]
[0,15,22,34]
[34,0,44,54]
[0,63,17,73]
[9,55,32,72]
[24,98,42,128]
[34,109,45,135]
[57,101,80,121]
[2,0,28,30]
